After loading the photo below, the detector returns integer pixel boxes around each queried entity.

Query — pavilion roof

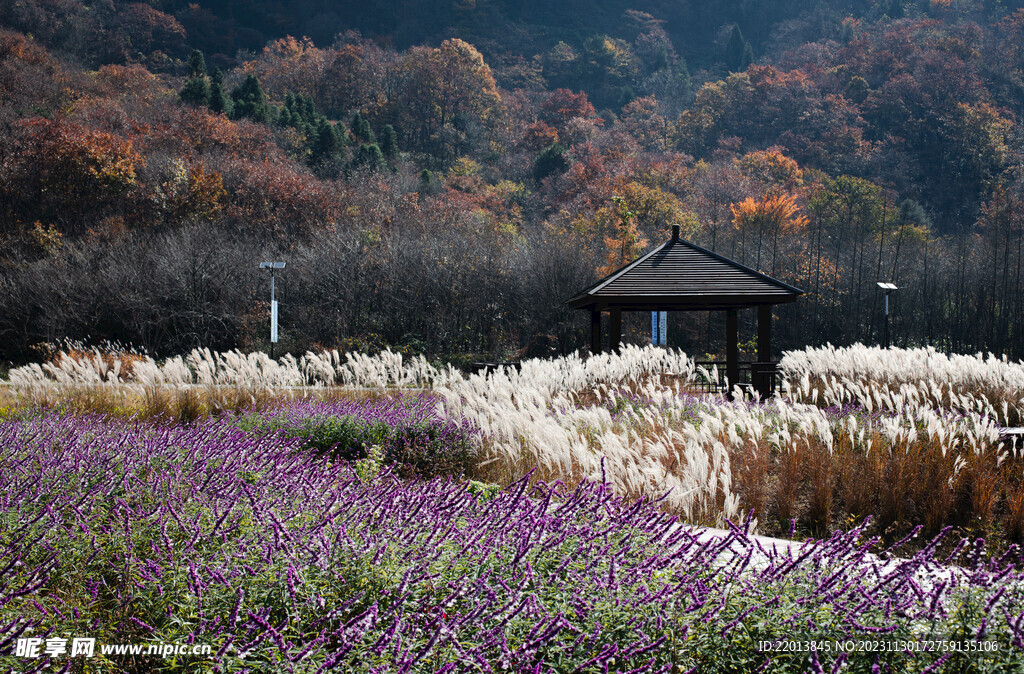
[565,231,804,311]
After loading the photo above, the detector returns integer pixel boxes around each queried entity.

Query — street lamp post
[877,282,898,348]
[260,261,286,358]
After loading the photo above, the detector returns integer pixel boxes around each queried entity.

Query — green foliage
[233,410,472,479]
[578,34,638,109]
[350,111,374,143]
[354,443,385,480]
[179,76,209,107]
[534,143,568,182]
[231,74,270,123]
[740,42,754,71]
[310,118,341,165]
[356,143,385,171]
[418,168,440,195]
[726,24,752,73]
[186,49,206,79]
[208,67,228,114]
[467,480,501,501]
[252,413,391,460]
[845,75,869,104]
[379,124,398,159]
[276,92,347,171]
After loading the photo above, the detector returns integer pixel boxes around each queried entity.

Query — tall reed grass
[6,342,1024,545]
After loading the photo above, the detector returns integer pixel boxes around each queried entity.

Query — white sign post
[260,261,286,358]
[652,311,668,346]
[271,300,279,343]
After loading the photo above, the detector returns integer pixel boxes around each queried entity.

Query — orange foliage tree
[597,196,649,276]
[730,191,808,273]
[2,117,142,235]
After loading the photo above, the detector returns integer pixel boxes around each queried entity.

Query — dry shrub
[732,441,771,521]
[912,441,959,535]
[806,443,834,536]
[773,445,802,530]
[55,349,146,381]
[142,386,174,420]
[967,453,1001,525]
[836,449,881,523]
[175,388,205,423]
[878,443,918,532]
[1005,477,1024,543]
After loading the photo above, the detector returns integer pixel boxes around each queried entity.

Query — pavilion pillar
[590,309,602,355]
[726,308,738,397]
[756,304,772,397]
[757,305,771,363]
[609,307,622,353]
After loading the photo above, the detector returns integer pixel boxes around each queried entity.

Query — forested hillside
[2,0,1024,365]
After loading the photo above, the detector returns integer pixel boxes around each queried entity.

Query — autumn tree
[389,39,501,160]
[152,159,225,227]
[730,191,807,274]
[692,159,750,252]
[737,148,803,191]
[540,88,596,128]
[598,196,648,276]
[808,175,887,342]
[1,117,142,236]
[619,96,668,151]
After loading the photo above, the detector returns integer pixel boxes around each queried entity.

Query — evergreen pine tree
[379,124,398,159]
[180,76,210,107]
[534,143,568,182]
[356,143,385,171]
[209,68,228,115]
[740,42,754,71]
[726,24,752,72]
[676,57,692,93]
[311,119,338,165]
[231,74,270,123]
[351,112,375,143]
[418,168,439,195]
[187,49,207,79]
[333,122,349,149]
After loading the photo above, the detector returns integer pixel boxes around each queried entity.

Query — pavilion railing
[693,360,780,397]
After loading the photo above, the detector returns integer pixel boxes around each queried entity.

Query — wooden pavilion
[565,224,803,397]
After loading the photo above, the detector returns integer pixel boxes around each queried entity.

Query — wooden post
[609,307,622,353]
[757,305,771,363]
[726,308,738,397]
[756,304,772,397]
[590,309,601,355]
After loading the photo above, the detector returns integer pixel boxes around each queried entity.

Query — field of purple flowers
[1,401,1023,673]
